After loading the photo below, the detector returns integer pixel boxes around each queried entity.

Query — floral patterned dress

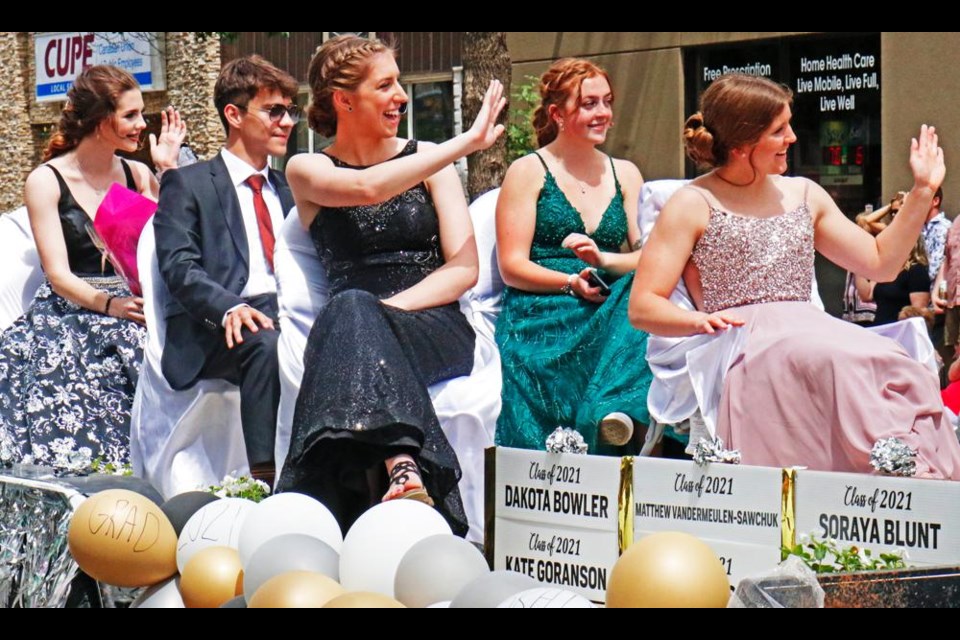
[0,163,146,471]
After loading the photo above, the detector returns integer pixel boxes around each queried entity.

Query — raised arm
[288,80,506,227]
[629,188,744,337]
[813,125,944,282]
[380,163,479,311]
[148,106,188,185]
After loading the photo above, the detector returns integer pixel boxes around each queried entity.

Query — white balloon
[340,500,451,597]
[450,570,538,608]
[426,600,451,608]
[394,534,490,608]
[237,492,343,565]
[176,498,254,573]
[497,587,596,608]
[131,576,184,609]
[243,533,340,603]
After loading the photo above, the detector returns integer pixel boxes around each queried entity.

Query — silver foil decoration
[545,427,588,454]
[0,431,15,467]
[0,469,80,608]
[692,437,742,466]
[870,437,917,477]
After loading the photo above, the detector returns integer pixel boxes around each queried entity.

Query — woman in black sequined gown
[276,35,505,535]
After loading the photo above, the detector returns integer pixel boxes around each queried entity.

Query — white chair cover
[129,220,248,498]
[638,179,938,439]
[0,207,44,331]
[275,189,502,543]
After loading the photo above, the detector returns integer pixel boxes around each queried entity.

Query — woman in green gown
[494,58,653,454]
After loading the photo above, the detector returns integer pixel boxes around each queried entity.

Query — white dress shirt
[220,148,286,323]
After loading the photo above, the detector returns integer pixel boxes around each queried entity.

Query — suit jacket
[154,153,294,390]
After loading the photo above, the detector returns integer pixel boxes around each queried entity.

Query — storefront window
[404,81,454,144]
[685,33,881,216]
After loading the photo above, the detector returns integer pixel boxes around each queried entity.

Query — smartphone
[584,268,611,297]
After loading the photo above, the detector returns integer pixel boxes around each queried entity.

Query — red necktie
[245,174,275,272]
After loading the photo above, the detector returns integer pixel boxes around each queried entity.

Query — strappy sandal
[383,460,434,507]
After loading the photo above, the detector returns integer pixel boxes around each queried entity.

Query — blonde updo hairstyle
[307,35,397,137]
[683,74,793,168]
[532,58,614,148]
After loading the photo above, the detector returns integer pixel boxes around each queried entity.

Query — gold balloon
[68,489,177,588]
[606,532,731,608]
[180,546,244,608]
[323,592,406,608]
[248,571,345,608]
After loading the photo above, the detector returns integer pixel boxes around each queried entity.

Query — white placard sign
[491,447,622,602]
[495,519,618,602]
[34,32,166,102]
[632,458,783,548]
[794,470,960,565]
[633,529,780,589]
[494,447,621,531]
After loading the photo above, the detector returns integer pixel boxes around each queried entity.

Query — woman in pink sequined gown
[630,74,960,479]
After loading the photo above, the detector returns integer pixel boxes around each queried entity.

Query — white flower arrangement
[208,473,271,502]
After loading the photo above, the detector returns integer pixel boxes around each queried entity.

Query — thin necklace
[712,168,755,188]
[75,156,114,197]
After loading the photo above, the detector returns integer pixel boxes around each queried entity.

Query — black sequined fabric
[277,141,473,536]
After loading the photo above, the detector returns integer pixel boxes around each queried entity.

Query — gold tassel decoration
[780,467,797,557]
[618,456,634,555]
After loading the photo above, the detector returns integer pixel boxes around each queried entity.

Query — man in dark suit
[154,56,299,485]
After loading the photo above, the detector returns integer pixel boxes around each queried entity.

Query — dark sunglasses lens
[268,105,300,123]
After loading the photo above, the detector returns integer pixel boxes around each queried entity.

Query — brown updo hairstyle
[307,35,397,137]
[683,74,793,168]
[43,65,139,161]
[532,58,614,148]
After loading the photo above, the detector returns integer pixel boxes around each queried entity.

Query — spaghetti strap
[119,158,137,191]
[46,164,68,196]
[682,185,718,211]
[532,151,550,172]
[608,155,619,185]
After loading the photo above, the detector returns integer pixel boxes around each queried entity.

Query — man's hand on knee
[225,305,275,349]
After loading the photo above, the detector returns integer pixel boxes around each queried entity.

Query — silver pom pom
[692,437,741,466]
[870,437,917,476]
[545,427,588,454]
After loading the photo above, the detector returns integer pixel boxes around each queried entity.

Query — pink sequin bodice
[692,204,814,314]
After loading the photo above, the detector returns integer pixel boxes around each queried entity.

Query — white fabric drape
[0,207,44,331]
[129,221,249,498]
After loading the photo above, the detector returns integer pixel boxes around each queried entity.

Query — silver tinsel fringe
[692,437,742,466]
[870,437,917,477]
[0,473,80,608]
[545,427,588,454]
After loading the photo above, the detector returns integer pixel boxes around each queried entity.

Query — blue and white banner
[34,32,166,103]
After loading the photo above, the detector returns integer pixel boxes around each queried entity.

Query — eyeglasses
[238,103,301,124]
